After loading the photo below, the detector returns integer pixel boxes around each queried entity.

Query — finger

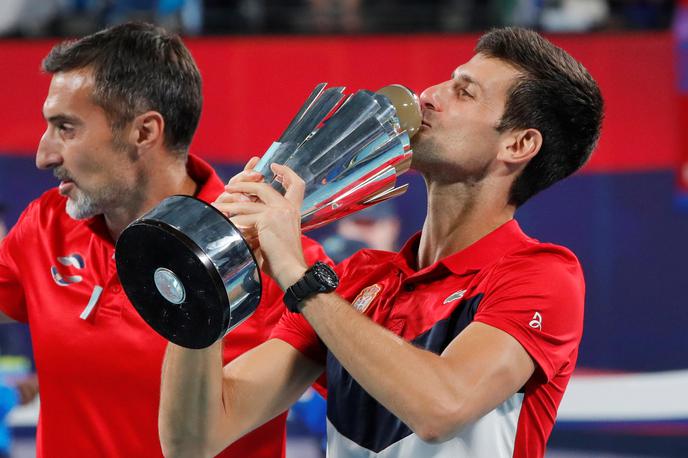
[225,181,287,207]
[245,156,260,171]
[228,215,260,242]
[214,191,253,204]
[270,163,305,207]
[227,168,264,186]
[213,201,267,218]
[233,223,260,251]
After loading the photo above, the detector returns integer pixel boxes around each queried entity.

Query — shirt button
[403,283,415,292]
[111,285,122,294]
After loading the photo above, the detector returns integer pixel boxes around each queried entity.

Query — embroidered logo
[443,289,467,304]
[50,253,85,286]
[351,284,381,313]
[529,312,542,330]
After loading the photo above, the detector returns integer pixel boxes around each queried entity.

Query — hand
[216,163,308,289]
[212,157,264,250]
[16,374,38,405]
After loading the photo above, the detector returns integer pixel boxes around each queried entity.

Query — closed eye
[460,88,473,98]
[455,86,473,99]
[55,122,76,139]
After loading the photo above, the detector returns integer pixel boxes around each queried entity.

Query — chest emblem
[351,284,382,313]
[443,289,466,304]
[50,253,85,286]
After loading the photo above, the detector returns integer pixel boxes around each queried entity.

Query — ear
[499,128,542,166]
[127,111,165,153]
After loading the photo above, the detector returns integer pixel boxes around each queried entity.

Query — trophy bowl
[116,83,420,349]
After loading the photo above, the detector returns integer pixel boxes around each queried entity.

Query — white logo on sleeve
[529,312,542,330]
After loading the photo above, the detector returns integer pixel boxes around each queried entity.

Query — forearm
[159,341,226,458]
[301,294,467,440]
[301,293,534,442]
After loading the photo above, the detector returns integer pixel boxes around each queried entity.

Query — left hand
[212,157,264,251]
[215,163,308,289]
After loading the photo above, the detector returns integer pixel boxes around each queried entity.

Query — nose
[419,82,444,112]
[35,128,63,170]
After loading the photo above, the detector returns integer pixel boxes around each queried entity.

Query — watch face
[313,262,339,290]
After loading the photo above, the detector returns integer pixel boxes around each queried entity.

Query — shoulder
[498,241,583,283]
[478,240,585,318]
[12,188,66,231]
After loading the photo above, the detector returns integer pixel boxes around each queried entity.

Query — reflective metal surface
[116,196,261,349]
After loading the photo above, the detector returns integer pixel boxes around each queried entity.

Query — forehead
[452,54,522,97]
[43,69,98,116]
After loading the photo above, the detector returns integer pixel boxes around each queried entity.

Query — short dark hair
[42,22,202,157]
[476,27,604,207]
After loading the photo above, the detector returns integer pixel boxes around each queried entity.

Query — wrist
[283,261,339,313]
[278,265,308,291]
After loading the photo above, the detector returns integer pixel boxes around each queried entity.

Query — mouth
[54,169,76,196]
[58,180,75,196]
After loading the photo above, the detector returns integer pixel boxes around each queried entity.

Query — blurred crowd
[0,0,677,37]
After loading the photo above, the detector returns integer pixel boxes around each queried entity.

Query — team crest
[351,284,382,313]
[51,253,85,286]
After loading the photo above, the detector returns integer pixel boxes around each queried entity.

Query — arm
[299,294,534,442]
[159,338,323,458]
[220,166,536,443]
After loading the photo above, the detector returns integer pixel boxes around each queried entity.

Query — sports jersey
[0,154,329,458]
[272,219,585,457]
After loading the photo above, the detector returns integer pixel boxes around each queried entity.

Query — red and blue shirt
[272,219,585,457]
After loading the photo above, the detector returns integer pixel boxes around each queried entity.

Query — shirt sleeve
[472,245,585,382]
[0,200,40,323]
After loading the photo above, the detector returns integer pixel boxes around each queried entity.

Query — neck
[104,156,197,240]
[416,176,515,270]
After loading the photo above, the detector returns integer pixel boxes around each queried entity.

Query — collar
[186,153,226,203]
[395,219,532,277]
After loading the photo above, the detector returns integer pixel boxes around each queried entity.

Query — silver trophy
[115,83,421,349]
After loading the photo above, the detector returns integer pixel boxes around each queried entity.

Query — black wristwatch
[283,261,339,313]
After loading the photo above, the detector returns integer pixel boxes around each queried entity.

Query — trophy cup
[115,83,421,349]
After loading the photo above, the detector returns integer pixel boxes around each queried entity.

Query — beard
[55,143,145,221]
[65,187,103,220]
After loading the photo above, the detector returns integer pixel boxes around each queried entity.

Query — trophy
[115,83,421,349]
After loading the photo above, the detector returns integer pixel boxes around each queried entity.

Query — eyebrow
[44,113,81,126]
[451,71,483,92]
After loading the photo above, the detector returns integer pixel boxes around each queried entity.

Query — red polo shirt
[0,154,328,458]
[272,219,585,457]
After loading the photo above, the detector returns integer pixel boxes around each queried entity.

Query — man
[160,27,604,457]
[0,23,328,457]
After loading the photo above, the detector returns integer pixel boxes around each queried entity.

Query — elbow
[160,440,200,458]
[409,401,469,444]
[159,428,215,458]
[160,438,214,458]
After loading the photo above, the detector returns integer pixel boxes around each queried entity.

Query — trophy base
[116,196,261,349]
